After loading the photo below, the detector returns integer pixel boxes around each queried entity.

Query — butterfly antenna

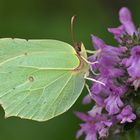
[71,15,76,46]
[71,15,82,53]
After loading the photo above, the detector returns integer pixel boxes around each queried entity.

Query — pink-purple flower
[76,7,139,140]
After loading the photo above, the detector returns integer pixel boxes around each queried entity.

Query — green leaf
[0,38,89,121]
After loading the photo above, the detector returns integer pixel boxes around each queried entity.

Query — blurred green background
[0,0,140,140]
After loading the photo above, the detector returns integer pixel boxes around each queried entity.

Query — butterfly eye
[74,42,81,53]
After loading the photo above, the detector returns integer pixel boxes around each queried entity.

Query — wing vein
[22,72,69,118]
[43,73,73,120]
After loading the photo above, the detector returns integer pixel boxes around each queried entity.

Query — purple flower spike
[117,105,136,123]
[119,7,136,35]
[76,7,139,140]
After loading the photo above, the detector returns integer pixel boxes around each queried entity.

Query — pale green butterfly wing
[0,38,88,121]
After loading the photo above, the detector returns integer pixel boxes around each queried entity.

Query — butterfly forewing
[0,38,87,121]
